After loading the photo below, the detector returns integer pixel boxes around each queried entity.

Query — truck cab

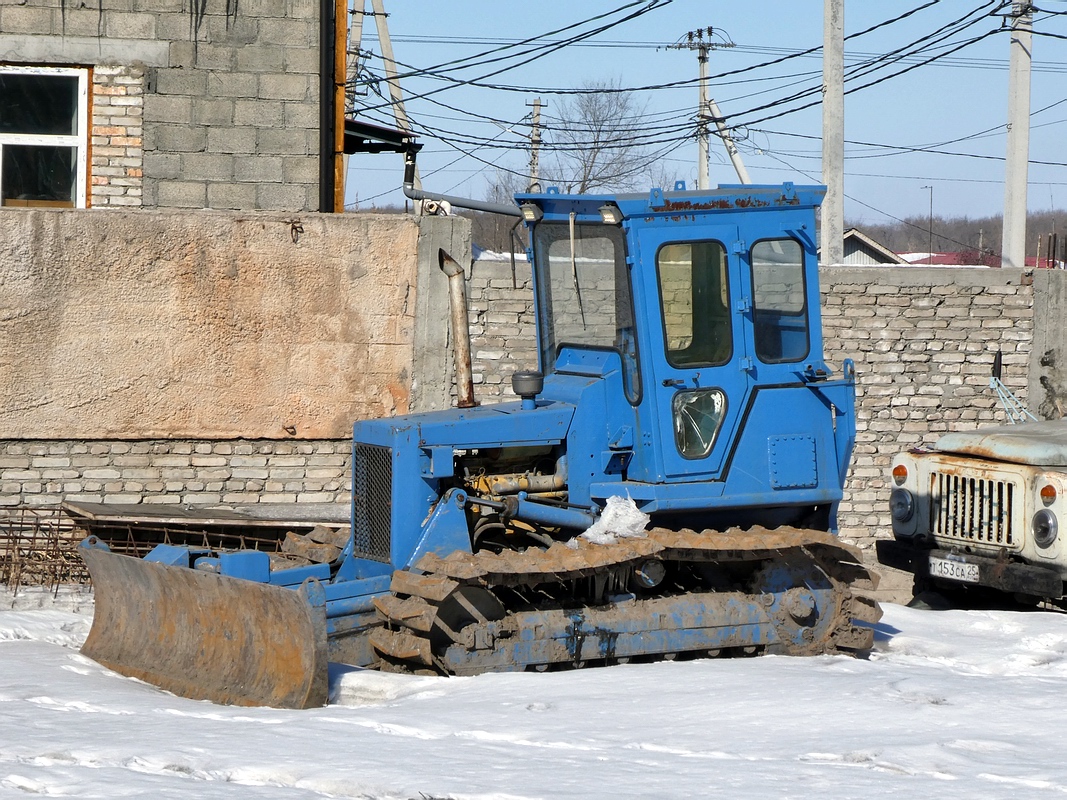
[878,420,1067,605]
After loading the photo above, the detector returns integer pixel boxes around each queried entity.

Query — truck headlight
[890,489,915,522]
[1033,509,1058,548]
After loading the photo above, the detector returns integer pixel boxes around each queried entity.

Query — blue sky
[345,1,1067,224]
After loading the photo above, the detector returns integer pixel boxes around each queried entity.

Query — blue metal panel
[516,184,827,224]
[267,562,330,587]
[144,543,196,567]
[354,402,573,450]
[544,352,635,509]
[768,435,819,489]
[588,378,853,515]
[407,489,481,566]
[219,550,271,582]
[352,400,579,569]
[323,574,392,618]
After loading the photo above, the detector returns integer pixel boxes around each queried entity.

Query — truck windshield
[532,221,639,399]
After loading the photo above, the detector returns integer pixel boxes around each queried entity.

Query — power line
[353,1,674,113]
[348,0,1067,212]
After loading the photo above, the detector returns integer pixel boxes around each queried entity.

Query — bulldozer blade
[80,540,329,709]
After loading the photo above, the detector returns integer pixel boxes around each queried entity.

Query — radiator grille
[353,443,392,563]
[930,471,1016,547]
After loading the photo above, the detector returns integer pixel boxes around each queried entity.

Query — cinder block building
[0,0,351,211]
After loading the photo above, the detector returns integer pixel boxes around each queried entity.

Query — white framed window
[0,65,89,208]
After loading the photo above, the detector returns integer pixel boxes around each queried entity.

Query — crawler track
[369,526,882,675]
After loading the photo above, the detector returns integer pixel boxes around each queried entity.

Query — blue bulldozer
[78,170,880,708]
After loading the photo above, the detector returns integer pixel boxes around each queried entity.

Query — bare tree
[544,79,656,194]
[471,82,682,249]
[457,169,527,253]
[485,168,526,205]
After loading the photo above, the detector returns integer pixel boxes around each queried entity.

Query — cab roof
[514,183,826,222]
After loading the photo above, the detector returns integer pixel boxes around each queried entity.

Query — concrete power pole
[696,40,709,190]
[369,0,420,197]
[707,98,750,184]
[528,98,543,192]
[670,29,748,188]
[822,0,845,266]
[669,31,711,189]
[1002,2,1033,269]
[345,2,366,117]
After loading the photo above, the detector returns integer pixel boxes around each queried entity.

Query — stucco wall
[0,208,464,441]
[1031,268,1067,419]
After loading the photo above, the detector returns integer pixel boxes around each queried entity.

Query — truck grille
[930,471,1016,546]
[353,443,392,563]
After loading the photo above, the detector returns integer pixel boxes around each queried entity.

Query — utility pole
[345,2,367,117]
[822,0,845,266]
[921,185,933,259]
[368,0,421,198]
[527,98,543,192]
[696,37,709,189]
[1002,1,1033,269]
[341,3,368,206]
[707,97,750,184]
[669,29,748,187]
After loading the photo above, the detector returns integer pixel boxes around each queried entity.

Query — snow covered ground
[2,588,1066,799]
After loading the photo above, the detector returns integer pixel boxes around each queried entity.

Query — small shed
[839,228,907,266]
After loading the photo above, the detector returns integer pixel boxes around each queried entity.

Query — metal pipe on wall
[439,249,478,409]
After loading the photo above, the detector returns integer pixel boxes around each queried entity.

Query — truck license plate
[928,555,980,584]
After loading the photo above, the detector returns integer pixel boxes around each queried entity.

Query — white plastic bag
[576,495,650,545]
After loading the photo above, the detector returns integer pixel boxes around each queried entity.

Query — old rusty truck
[877,356,1067,607]
[78,176,880,708]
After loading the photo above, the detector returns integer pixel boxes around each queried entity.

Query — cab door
[632,223,753,482]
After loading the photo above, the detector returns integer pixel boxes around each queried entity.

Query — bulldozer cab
[521,184,829,485]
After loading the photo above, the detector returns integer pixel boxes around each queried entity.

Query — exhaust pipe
[439,249,477,409]
[403,150,521,217]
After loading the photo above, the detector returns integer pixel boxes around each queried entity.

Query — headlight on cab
[890,488,915,522]
[1033,509,1058,548]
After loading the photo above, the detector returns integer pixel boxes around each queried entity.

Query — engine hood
[934,420,1067,467]
[354,399,576,450]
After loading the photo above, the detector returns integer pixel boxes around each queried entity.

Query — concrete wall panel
[0,208,429,440]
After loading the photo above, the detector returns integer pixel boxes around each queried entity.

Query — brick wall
[91,65,145,207]
[0,209,470,510]
[0,440,348,508]
[820,267,1036,548]
[141,0,322,212]
[468,256,539,398]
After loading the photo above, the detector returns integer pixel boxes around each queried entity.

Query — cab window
[751,239,809,363]
[533,221,640,402]
[656,241,731,368]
